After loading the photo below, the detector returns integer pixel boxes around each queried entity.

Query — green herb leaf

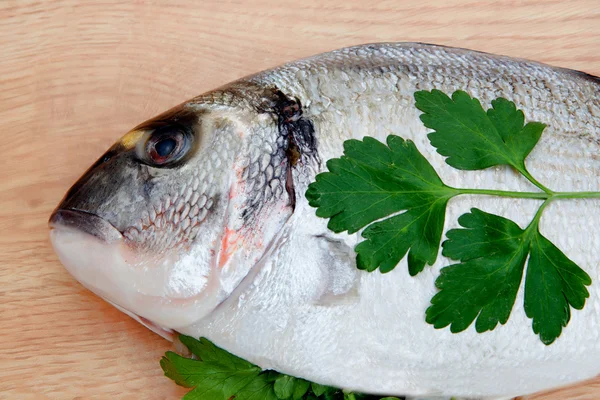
[160,336,267,399]
[179,335,245,366]
[235,374,279,400]
[414,90,545,171]
[306,135,455,274]
[487,97,545,163]
[292,379,312,399]
[525,232,592,344]
[310,383,331,396]
[426,208,592,344]
[162,336,386,400]
[426,208,528,333]
[274,375,296,398]
[356,201,448,275]
[274,375,310,399]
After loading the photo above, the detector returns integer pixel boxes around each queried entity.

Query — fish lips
[49,209,123,243]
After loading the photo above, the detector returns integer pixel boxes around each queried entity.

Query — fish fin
[172,334,198,359]
[311,234,361,306]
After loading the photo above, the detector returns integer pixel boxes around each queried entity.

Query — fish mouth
[49,209,123,243]
[49,206,220,332]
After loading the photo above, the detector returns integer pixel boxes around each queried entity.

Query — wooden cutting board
[1,1,599,399]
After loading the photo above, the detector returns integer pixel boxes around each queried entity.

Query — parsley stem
[525,199,552,235]
[552,191,600,199]
[516,164,554,195]
[454,188,549,199]
[453,188,600,200]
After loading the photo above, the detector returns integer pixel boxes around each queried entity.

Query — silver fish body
[49,43,600,398]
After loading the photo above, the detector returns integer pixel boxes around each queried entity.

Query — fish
[48,43,600,399]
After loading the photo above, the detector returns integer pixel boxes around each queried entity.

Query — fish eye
[155,137,176,157]
[143,125,192,166]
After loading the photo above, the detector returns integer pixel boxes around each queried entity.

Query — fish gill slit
[271,88,319,211]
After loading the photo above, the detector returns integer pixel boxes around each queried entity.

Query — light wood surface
[1,1,599,399]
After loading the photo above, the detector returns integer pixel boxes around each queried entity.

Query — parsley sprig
[161,336,401,400]
[306,90,598,345]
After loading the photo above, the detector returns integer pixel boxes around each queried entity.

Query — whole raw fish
[49,43,600,399]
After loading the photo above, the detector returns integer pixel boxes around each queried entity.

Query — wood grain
[1,1,599,398]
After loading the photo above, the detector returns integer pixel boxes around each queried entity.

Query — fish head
[49,86,304,337]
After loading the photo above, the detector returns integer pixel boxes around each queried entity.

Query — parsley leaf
[415,90,546,172]
[487,97,545,163]
[274,375,311,399]
[162,336,396,400]
[426,208,528,333]
[160,336,266,400]
[306,135,456,274]
[235,375,279,400]
[426,208,591,344]
[311,383,332,397]
[357,201,448,275]
[526,232,592,344]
